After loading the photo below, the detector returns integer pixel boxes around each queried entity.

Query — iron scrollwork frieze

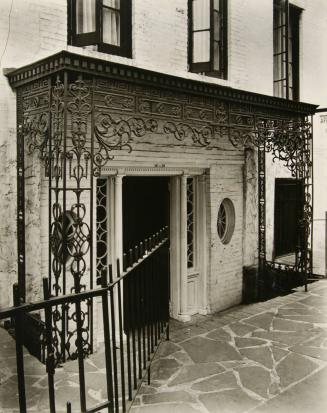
[163,121,213,148]
[23,112,49,164]
[257,119,312,177]
[93,112,159,175]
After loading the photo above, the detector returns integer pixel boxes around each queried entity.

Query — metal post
[101,272,114,413]
[61,71,68,362]
[258,125,266,298]
[116,259,126,412]
[16,90,26,301]
[13,284,26,412]
[108,264,119,412]
[43,278,56,413]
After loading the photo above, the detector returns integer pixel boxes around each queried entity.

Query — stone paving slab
[131,281,327,413]
[251,366,327,413]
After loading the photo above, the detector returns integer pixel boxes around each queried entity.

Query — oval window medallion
[217,198,235,244]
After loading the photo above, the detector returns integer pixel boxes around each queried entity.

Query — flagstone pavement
[1,280,327,413]
[131,280,327,413]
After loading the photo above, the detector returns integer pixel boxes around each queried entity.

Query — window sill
[67,45,133,65]
[189,68,227,81]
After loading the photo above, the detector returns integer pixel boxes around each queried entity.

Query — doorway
[122,177,170,252]
[274,178,303,258]
[122,176,170,329]
[96,171,207,323]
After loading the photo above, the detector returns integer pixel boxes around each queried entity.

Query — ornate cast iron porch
[6,50,317,364]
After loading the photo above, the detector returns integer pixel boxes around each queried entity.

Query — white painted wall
[208,163,244,312]
[300,0,327,275]
[313,112,327,275]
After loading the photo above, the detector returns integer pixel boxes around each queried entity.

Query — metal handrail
[0,237,168,320]
[0,226,170,413]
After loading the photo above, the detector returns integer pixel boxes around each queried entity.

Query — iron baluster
[13,283,27,413]
[135,248,142,380]
[149,238,155,354]
[144,239,151,361]
[74,295,87,411]
[43,278,56,413]
[123,253,133,401]
[140,242,147,371]
[129,248,137,390]
[101,271,114,413]
[108,264,119,413]
[116,259,126,413]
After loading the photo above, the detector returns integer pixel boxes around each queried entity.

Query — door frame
[98,165,208,321]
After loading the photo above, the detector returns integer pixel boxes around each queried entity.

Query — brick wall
[207,164,244,312]
[0,76,16,308]
[243,148,258,268]
[300,0,327,275]
[0,0,67,307]
[313,112,327,275]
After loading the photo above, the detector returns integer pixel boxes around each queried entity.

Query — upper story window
[68,0,132,58]
[189,0,228,79]
[273,0,301,100]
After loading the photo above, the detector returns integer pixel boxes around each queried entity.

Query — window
[68,0,132,58]
[187,177,195,269]
[217,198,235,244]
[189,0,228,79]
[273,0,301,100]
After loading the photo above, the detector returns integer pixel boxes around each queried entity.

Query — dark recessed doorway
[122,176,170,253]
[274,178,303,258]
[122,176,170,331]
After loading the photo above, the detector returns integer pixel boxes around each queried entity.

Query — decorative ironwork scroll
[19,79,52,301]
[227,114,313,292]
[48,77,65,362]
[47,76,93,363]
[96,178,109,285]
[255,117,313,293]
[163,122,213,147]
[93,114,158,175]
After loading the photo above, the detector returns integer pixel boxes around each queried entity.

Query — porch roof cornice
[5,50,318,116]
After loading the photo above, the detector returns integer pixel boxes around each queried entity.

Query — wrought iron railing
[0,227,170,413]
[259,251,312,299]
